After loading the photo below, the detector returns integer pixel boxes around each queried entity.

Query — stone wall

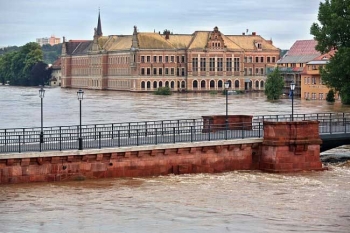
[0,140,262,184]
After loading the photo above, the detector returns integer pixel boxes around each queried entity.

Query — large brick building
[61,13,280,92]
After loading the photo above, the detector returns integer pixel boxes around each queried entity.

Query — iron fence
[1,112,350,154]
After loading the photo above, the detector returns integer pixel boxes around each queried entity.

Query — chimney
[165,31,170,40]
[252,32,256,36]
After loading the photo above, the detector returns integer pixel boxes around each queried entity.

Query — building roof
[278,40,320,64]
[63,26,280,55]
[51,57,61,69]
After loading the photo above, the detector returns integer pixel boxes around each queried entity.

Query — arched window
[201,80,206,88]
[153,81,157,89]
[228,80,232,88]
[210,80,215,89]
[159,81,163,87]
[255,80,259,88]
[165,81,169,87]
[235,80,239,88]
[141,81,145,89]
[193,80,198,88]
[218,80,223,88]
[260,80,264,88]
[181,81,186,88]
[171,81,175,88]
[147,81,151,89]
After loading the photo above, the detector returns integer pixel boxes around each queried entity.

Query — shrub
[326,89,335,102]
[154,86,172,95]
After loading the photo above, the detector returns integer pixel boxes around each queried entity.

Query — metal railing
[1,112,350,154]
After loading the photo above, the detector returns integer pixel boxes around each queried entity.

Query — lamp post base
[78,138,83,150]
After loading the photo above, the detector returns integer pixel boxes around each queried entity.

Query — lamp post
[290,82,295,121]
[77,89,84,150]
[224,81,230,138]
[39,87,45,143]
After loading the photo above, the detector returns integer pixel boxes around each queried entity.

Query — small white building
[50,57,61,86]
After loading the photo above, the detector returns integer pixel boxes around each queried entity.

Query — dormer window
[257,43,262,49]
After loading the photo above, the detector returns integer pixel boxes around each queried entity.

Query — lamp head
[77,89,84,100]
[39,87,45,98]
[224,81,230,89]
[290,82,295,91]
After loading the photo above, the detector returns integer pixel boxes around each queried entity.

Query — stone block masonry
[0,121,326,184]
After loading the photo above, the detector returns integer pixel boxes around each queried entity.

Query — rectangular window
[192,58,198,72]
[226,58,232,72]
[260,57,264,63]
[209,58,215,71]
[141,68,145,75]
[165,56,169,63]
[244,68,247,76]
[171,56,175,63]
[267,57,271,63]
[171,68,174,75]
[234,58,240,71]
[244,57,247,63]
[217,58,223,71]
[159,56,163,63]
[272,57,276,63]
[159,68,163,75]
[255,57,259,63]
[248,57,252,63]
[255,68,259,75]
[249,68,252,75]
[153,68,157,75]
[177,56,180,63]
[177,68,180,76]
[182,68,185,76]
[260,68,264,75]
[141,56,145,63]
[320,93,324,100]
[165,68,169,75]
[200,58,206,71]
[181,55,185,63]
[147,68,151,75]
[153,56,157,63]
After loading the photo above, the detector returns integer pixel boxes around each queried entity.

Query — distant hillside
[0,43,62,64]
[280,50,289,57]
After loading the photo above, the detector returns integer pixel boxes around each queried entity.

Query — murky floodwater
[0,86,350,232]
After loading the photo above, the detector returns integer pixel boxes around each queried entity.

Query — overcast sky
[0,0,322,49]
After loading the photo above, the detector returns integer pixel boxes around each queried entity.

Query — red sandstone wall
[261,121,324,172]
[0,143,261,184]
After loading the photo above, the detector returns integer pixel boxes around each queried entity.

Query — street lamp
[39,87,45,143]
[77,89,84,150]
[224,81,230,139]
[290,82,295,121]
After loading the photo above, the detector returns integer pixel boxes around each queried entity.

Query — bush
[154,86,172,95]
[326,89,335,102]
[209,90,218,95]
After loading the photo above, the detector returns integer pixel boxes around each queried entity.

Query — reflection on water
[1,86,350,232]
[1,85,350,129]
[0,166,349,233]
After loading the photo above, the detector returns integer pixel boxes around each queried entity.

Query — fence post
[18,135,21,153]
[145,122,148,137]
[4,129,6,145]
[112,124,114,139]
[242,124,244,139]
[190,126,193,142]
[128,123,131,138]
[99,132,101,149]
[177,120,180,134]
[118,130,120,147]
[39,132,42,152]
[155,128,158,145]
[59,127,62,151]
[136,129,139,146]
[95,125,97,140]
[208,122,211,141]
[23,128,25,144]
[161,121,164,135]
[173,127,176,143]
[258,122,261,138]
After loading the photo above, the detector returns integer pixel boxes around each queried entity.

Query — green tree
[310,0,350,104]
[264,68,284,100]
[326,89,336,102]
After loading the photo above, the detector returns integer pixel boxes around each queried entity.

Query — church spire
[96,9,102,37]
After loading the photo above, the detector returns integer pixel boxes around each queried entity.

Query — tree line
[0,42,55,86]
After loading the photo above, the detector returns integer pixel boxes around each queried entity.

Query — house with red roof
[277,40,320,96]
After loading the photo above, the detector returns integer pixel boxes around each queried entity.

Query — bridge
[1,112,350,154]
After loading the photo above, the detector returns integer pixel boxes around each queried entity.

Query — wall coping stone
[0,138,263,160]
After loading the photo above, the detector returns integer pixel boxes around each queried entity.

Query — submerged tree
[264,68,284,100]
[310,0,350,104]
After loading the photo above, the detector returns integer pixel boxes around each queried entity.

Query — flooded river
[0,86,350,232]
